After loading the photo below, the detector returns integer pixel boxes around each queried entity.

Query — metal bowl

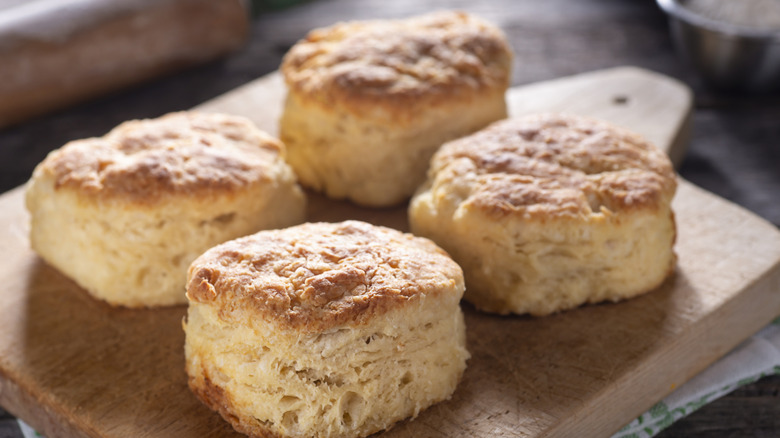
[657,0,780,92]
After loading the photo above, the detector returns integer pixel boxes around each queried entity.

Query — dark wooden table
[1,0,778,437]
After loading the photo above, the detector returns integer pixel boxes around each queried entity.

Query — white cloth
[614,317,780,437]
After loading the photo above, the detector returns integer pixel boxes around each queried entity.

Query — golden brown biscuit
[184,220,469,438]
[280,11,513,207]
[25,111,306,307]
[409,113,677,315]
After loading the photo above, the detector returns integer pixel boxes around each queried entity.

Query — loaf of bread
[409,113,678,316]
[184,220,469,438]
[25,111,306,307]
[0,0,248,129]
[279,11,513,207]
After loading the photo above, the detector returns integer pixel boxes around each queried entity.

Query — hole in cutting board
[612,95,630,105]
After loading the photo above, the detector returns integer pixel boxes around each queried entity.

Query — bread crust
[0,0,248,129]
[186,220,464,332]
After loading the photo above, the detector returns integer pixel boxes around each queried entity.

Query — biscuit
[409,113,677,316]
[184,220,469,438]
[25,111,306,307]
[280,11,513,207]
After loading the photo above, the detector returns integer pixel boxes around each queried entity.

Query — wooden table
[0,0,778,436]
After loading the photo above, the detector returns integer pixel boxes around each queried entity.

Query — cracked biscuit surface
[184,220,469,438]
[25,111,306,307]
[409,113,678,315]
[280,11,512,206]
[40,111,284,202]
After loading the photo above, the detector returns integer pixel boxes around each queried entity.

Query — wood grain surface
[1,67,779,438]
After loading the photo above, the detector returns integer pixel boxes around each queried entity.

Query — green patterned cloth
[614,317,780,438]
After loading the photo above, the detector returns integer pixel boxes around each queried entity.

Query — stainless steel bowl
[657,0,780,92]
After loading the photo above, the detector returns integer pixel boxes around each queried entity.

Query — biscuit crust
[187,220,464,332]
[26,111,306,307]
[279,11,512,206]
[36,111,284,204]
[410,113,678,315]
[281,10,512,124]
[184,221,468,438]
[427,113,677,219]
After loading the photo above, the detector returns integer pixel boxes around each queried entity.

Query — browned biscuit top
[428,113,677,218]
[34,112,284,204]
[281,11,512,116]
[186,220,463,332]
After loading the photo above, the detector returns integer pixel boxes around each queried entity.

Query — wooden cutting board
[1,67,779,438]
